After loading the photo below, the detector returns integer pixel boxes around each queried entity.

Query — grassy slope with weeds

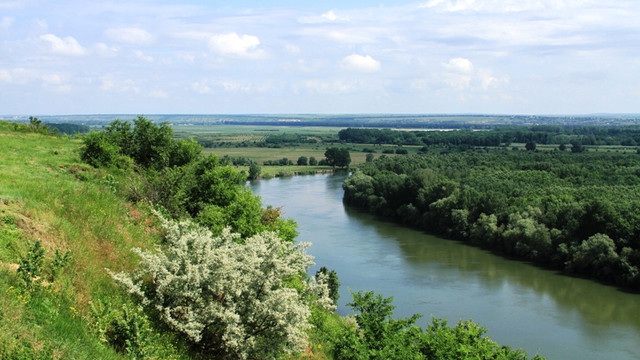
[0,121,187,358]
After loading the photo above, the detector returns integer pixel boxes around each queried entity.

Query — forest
[343,150,640,290]
[338,126,640,148]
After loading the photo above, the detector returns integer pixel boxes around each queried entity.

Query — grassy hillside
[0,121,187,358]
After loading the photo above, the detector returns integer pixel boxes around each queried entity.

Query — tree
[324,147,351,169]
[525,141,537,151]
[331,291,542,360]
[297,156,308,166]
[109,214,314,359]
[131,116,174,169]
[566,233,620,281]
[315,267,340,304]
[366,153,375,162]
[331,291,424,359]
[309,156,318,166]
[571,141,585,153]
[80,131,121,168]
[248,162,261,180]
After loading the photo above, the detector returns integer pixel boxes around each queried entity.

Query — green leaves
[82,116,202,171]
[18,241,45,291]
[325,147,351,168]
[329,291,541,360]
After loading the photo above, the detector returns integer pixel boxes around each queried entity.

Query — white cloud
[41,73,72,92]
[149,89,168,98]
[342,54,381,72]
[191,81,211,94]
[134,50,154,62]
[218,80,271,93]
[40,34,86,56]
[0,68,37,84]
[178,53,196,63]
[0,69,11,82]
[300,27,378,44]
[105,27,153,44]
[439,59,508,91]
[0,16,13,29]
[209,32,263,58]
[442,72,473,90]
[444,57,473,73]
[420,0,557,13]
[94,43,119,57]
[100,75,139,93]
[191,79,270,94]
[304,79,360,94]
[299,10,349,24]
[478,69,509,90]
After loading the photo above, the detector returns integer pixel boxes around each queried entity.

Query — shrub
[80,132,120,168]
[109,214,314,359]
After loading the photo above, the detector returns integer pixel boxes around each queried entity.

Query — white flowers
[109,213,317,359]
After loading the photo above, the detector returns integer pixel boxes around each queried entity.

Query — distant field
[177,124,417,175]
[204,144,418,177]
[173,124,343,140]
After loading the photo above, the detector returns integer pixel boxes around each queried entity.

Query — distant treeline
[6,117,90,135]
[343,151,640,289]
[338,126,640,147]
[46,122,90,134]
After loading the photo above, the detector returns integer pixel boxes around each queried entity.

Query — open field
[173,124,343,137]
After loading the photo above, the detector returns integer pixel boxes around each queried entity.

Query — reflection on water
[251,173,640,360]
[343,205,640,329]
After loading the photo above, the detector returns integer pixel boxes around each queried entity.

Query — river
[250,173,640,360]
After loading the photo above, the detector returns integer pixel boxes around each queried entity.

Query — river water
[250,173,640,360]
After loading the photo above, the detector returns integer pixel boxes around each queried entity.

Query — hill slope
[0,121,186,358]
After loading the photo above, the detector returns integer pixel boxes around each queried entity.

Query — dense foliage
[338,125,640,148]
[343,151,640,289]
[324,147,351,168]
[80,117,297,241]
[109,214,318,359]
[313,290,542,360]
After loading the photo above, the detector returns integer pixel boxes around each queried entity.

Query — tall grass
[0,121,186,358]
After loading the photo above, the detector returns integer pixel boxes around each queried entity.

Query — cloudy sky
[1,0,639,115]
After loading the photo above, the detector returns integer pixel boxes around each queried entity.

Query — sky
[1,0,639,115]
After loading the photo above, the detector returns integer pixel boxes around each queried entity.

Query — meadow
[172,124,423,177]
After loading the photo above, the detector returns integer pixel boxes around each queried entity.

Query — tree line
[338,126,640,148]
[343,151,640,289]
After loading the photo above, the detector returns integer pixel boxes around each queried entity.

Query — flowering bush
[109,214,318,359]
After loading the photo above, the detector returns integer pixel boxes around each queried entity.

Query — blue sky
[1,0,639,115]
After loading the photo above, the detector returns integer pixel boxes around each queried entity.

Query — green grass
[0,121,187,358]
[203,142,419,178]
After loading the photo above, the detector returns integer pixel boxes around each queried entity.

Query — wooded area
[343,150,640,289]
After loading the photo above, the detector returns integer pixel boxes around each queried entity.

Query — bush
[330,291,543,360]
[109,214,314,359]
[80,132,120,168]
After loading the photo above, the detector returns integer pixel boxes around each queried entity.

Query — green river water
[250,173,640,359]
